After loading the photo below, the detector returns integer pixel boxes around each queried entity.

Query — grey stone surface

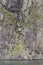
[0,0,43,60]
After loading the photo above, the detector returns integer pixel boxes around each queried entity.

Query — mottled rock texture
[0,0,43,60]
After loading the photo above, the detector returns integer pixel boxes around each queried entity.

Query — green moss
[3,7,16,23]
[23,3,43,29]
[23,3,43,28]
[38,13,43,19]
[4,43,23,59]
[39,3,43,7]
[3,7,11,18]
[16,36,23,52]
[4,36,23,59]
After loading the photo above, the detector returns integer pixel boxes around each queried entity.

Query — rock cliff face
[0,0,43,59]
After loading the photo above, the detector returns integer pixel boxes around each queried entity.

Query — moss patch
[4,35,23,59]
[3,7,17,23]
